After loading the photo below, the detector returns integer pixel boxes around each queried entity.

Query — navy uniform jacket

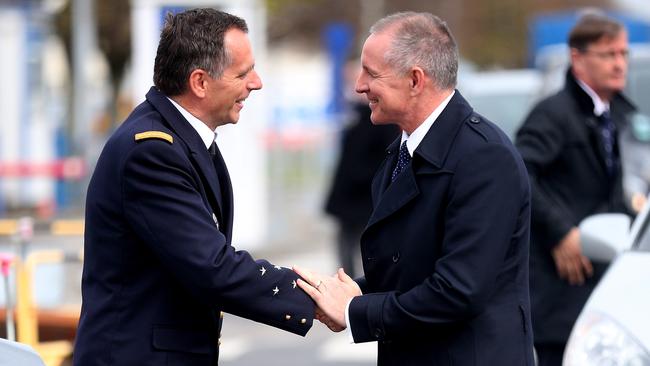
[348,92,535,366]
[73,87,314,366]
[515,70,635,344]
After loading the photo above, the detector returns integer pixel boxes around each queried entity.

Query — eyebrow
[237,63,255,77]
[362,65,377,75]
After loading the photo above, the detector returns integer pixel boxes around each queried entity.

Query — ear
[409,67,426,96]
[187,69,210,99]
[570,48,583,72]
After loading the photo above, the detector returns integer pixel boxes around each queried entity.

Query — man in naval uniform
[73,8,314,366]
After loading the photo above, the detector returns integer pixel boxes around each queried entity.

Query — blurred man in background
[515,11,636,366]
[324,60,398,277]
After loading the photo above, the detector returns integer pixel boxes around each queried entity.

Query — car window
[464,93,536,140]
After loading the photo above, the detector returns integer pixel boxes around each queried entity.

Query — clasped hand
[292,266,362,332]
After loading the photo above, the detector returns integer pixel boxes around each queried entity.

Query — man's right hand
[551,227,593,285]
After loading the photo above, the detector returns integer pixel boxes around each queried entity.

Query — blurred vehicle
[563,198,650,365]
[0,338,45,366]
[458,69,543,140]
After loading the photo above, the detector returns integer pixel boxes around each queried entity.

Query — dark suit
[348,92,534,366]
[515,71,635,350]
[74,87,314,366]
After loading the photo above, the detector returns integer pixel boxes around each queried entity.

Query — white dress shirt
[576,78,609,116]
[167,97,217,148]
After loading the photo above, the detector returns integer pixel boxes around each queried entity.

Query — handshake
[292,266,362,332]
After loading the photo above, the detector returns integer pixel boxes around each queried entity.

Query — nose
[248,70,263,91]
[355,73,368,94]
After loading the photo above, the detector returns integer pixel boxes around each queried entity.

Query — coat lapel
[366,164,420,227]
[145,87,229,232]
[370,137,401,206]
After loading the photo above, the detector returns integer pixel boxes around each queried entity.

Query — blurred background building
[3,0,649,245]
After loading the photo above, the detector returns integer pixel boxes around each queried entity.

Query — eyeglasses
[581,48,630,61]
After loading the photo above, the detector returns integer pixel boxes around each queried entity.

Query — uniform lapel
[210,144,234,240]
[145,87,228,233]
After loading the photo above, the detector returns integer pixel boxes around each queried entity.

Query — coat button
[392,251,400,263]
[469,116,480,124]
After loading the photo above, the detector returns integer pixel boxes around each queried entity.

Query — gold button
[220,311,224,319]
[301,318,306,324]
[285,315,291,320]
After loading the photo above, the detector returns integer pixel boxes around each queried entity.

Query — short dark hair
[568,11,624,51]
[153,8,248,96]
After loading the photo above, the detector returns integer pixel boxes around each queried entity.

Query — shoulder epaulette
[134,131,173,144]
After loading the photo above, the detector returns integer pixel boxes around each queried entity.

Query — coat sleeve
[121,139,314,335]
[515,106,575,248]
[349,144,527,342]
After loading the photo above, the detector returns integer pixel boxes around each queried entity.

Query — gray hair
[370,12,458,90]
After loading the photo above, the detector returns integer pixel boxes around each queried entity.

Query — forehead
[224,28,253,61]
[361,32,391,67]
[590,29,629,48]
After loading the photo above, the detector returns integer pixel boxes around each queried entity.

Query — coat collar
[145,87,207,153]
[366,91,474,228]
[412,90,474,169]
[565,69,636,119]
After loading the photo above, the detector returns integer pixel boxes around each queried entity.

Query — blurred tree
[266,0,614,68]
[54,0,130,129]
[95,0,131,125]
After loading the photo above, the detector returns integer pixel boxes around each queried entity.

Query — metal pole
[71,0,96,156]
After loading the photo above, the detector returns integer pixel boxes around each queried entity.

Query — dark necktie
[599,110,617,177]
[207,140,233,237]
[391,140,411,182]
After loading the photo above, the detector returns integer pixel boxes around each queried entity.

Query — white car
[563,199,650,365]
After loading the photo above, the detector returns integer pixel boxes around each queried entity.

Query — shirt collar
[576,78,609,116]
[167,97,217,149]
[400,90,455,156]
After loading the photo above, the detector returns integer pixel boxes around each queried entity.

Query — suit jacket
[73,87,314,366]
[348,92,535,366]
[515,70,635,344]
